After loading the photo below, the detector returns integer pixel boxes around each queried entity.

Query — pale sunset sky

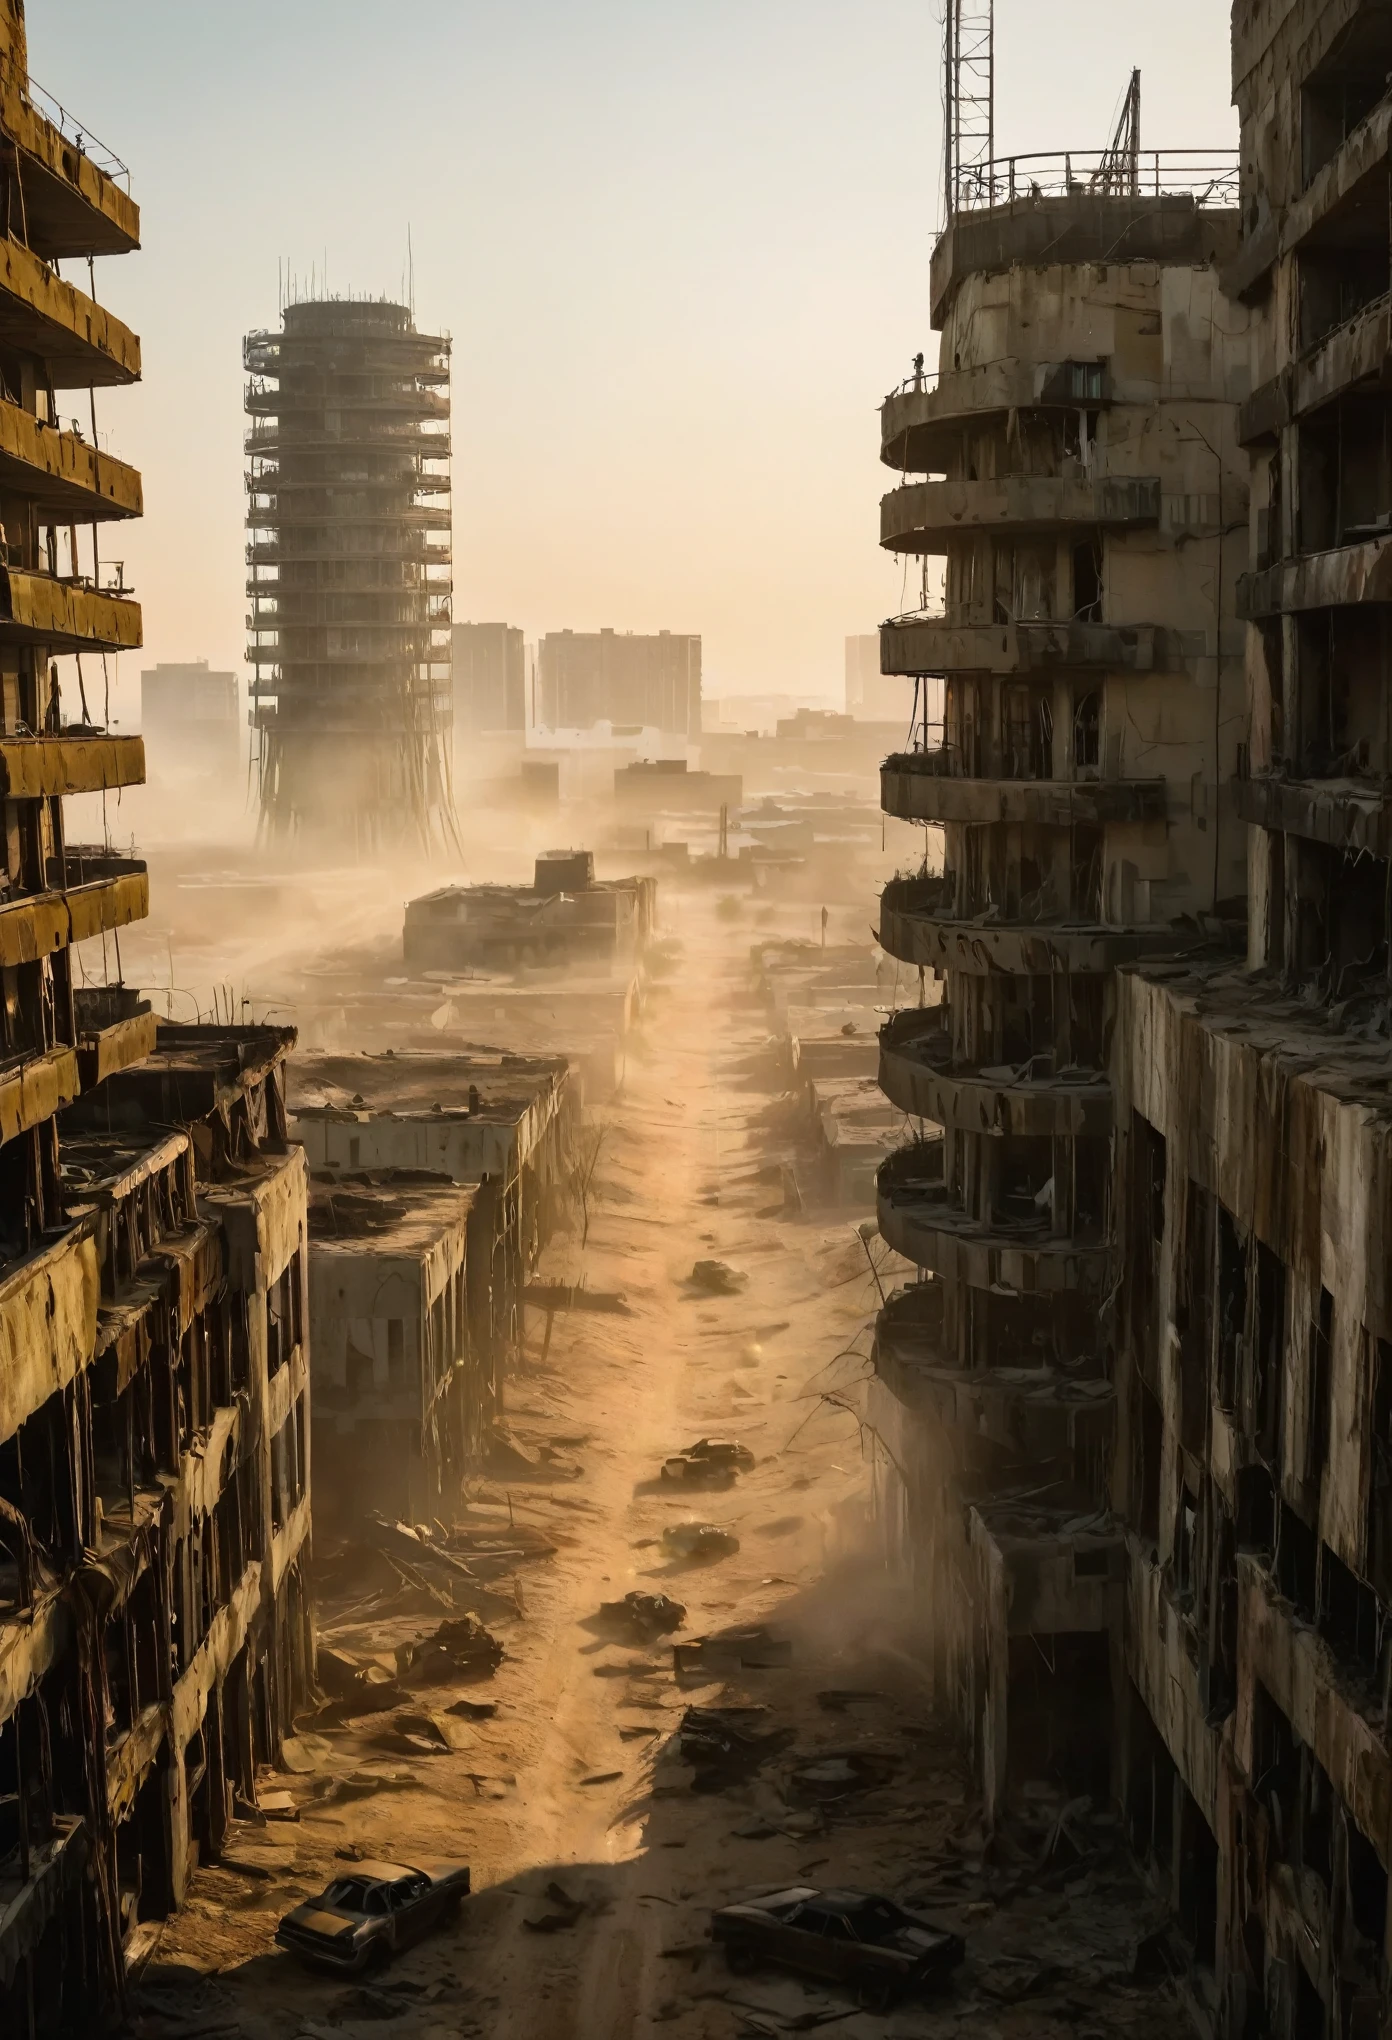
[28,0,1237,715]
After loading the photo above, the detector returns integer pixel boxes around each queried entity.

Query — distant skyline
[30,0,1237,718]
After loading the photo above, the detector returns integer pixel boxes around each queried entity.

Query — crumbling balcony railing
[950,149,1239,215]
[24,77,129,188]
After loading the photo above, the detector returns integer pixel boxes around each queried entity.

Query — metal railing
[25,77,129,189]
[951,149,1238,215]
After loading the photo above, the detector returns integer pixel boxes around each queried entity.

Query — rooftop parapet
[929,156,1240,325]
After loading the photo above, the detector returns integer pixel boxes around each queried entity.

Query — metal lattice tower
[245,298,459,855]
[944,0,995,217]
[1096,69,1142,196]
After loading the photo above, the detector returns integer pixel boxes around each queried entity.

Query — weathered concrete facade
[869,163,1251,1829]
[1103,5,1392,2030]
[288,1048,580,1522]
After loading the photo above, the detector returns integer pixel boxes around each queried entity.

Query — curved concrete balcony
[1238,538,1392,622]
[1,77,139,260]
[1233,773,1392,860]
[873,1285,1115,1454]
[0,850,146,969]
[0,732,144,799]
[878,875,1193,976]
[0,399,141,521]
[244,334,449,379]
[247,539,451,569]
[246,501,451,530]
[878,1009,1111,1137]
[881,752,1165,827]
[0,569,140,653]
[881,475,1159,555]
[881,361,1111,473]
[876,1146,1109,1296]
[881,615,1154,678]
[0,236,139,388]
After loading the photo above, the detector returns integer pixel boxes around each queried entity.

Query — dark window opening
[1136,1371,1164,1546]
[1216,1205,1245,1413]
[1306,1288,1333,1486]
[1177,1791,1219,1969]
[1276,1502,1317,1622]
[1317,1543,1380,1684]
[1368,1338,1392,1601]
[1072,541,1103,625]
[1129,1112,1166,1365]
[1346,1816,1389,1947]
[1177,1181,1214,1459]
[1236,1463,1276,1558]
[1254,1242,1287,1467]
[1124,1679,1176,1873]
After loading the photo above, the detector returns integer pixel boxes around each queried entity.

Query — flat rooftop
[291,1046,566,1125]
[308,1171,475,1253]
[1128,957,1392,1115]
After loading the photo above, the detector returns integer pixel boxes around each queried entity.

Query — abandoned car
[276,1860,471,1972]
[709,1886,964,2009]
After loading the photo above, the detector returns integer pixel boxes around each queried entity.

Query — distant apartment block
[538,628,701,738]
[454,620,525,734]
[845,632,914,725]
[140,659,240,770]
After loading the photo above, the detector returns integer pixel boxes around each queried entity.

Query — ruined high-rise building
[868,132,1250,1824]
[1103,2,1392,2024]
[1,8,313,2026]
[245,299,455,849]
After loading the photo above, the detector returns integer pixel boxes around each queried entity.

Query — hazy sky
[30,1,1236,713]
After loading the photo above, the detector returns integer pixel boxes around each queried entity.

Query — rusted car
[276,1858,470,1973]
[710,1885,963,2011]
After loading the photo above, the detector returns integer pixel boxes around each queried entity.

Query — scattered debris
[678,1706,793,1790]
[524,1881,587,1933]
[789,1750,898,1801]
[259,1790,301,1822]
[689,1259,747,1294]
[595,1589,687,1639]
[815,1690,884,1713]
[674,1628,793,1674]
[661,1438,756,1486]
[662,1521,741,1561]
[524,1281,632,1316]
[579,1770,624,1786]
[398,1613,504,1684]
[446,1697,498,1721]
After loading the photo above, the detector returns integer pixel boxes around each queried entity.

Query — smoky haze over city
[2,5,1389,2040]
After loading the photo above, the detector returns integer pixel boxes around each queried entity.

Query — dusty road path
[139,894,1188,2040]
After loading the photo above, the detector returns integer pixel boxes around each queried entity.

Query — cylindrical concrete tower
[245,298,455,850]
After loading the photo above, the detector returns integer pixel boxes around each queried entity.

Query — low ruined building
[402,852,657,972]
[288,1045,578,1276]
[1102,4,1392,2029]
[306,1173,484,1523]
[288,1049,580,1519]
[244,299,454,850]
[612,758,744,816]
[866,120,1252,1831]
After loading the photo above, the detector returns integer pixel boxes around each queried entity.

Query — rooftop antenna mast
[944,0,994,218]
[1096,68,1141,196]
